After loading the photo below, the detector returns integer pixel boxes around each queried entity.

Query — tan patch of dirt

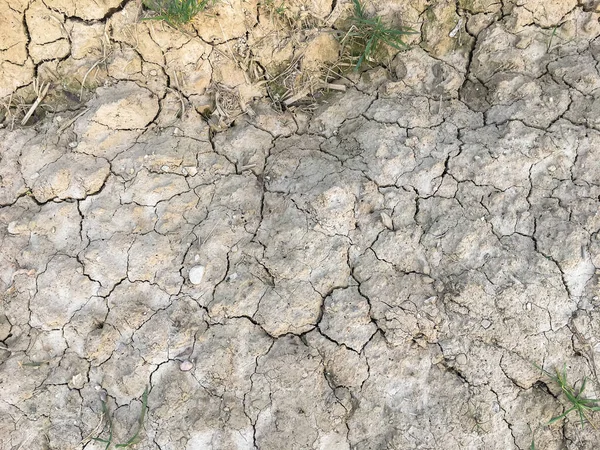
[0,0,425,125]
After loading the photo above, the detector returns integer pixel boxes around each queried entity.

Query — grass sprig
[142,0,210,26]
[535,363,600,429]
[93,386,149,449]
[347,0,417,71]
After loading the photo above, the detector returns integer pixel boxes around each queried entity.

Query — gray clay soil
[2,1,600,449]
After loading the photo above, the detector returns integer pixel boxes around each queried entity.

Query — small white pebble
[129,168,135,174]
[380,212,393,230]
[481,319,492,329]
[189,265,205,285]
[548,165,556,172]
[161,165,169,172]
[149,70,157,76]
[184,166,198,176]
[456,353,467,365]
[526,302,532,311]
[7,222,19,235]
[180,360,194,371]
[68,142,77,148]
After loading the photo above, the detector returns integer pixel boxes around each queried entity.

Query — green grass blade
[116,386,149,448]
[547,407,575,425]
[563,389,579,404]
[579,377,588,397]
[529,425,536,450]
[532,362,556,381]
[354,53,366,71]
[578,408,587,428]
[352,0,364,19]
[379,34,407,50]
[384,28,418,36]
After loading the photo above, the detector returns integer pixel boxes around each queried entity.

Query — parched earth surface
[3,1,600,450]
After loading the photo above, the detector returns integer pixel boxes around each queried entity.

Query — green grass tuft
[93,386,149,449]
[347,0,417,71]
[142,0,210,26]
[535,363,600,429]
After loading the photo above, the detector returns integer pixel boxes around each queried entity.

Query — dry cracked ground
[3,0,600,449]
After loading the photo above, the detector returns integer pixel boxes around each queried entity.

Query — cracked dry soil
[3,1,600,450]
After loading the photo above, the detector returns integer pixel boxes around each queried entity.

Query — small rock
[481,319,492,329]
[227,272,238,281]
[70,373,85,389]
[380,212,393,230]
[180,360,194,371]
[183,166,198,176]
[455,353,467,365]
[7,221,20,235]
[189,265,205,284]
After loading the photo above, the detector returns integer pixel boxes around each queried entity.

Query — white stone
[189,265,205,285]
[180,360,194,371]
[7,221,20,235]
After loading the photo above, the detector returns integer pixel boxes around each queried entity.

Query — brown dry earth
[2,0,600,449]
